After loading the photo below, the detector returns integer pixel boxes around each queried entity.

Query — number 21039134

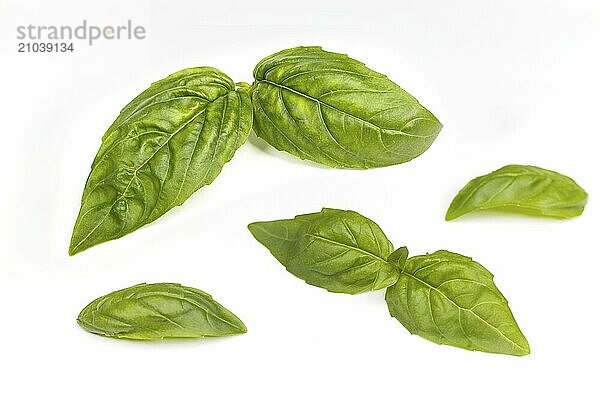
[18,42,74,53]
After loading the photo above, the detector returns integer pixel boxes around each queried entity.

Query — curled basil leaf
[385,250,530,356]
[248,208,400,294]
[77,283,247,340]
[251,46,442,169]
[446,164,588,221]
[69,67,252,255]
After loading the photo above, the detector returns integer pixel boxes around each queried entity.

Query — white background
[1,0,598,398]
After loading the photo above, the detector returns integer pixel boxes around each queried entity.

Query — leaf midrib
[304,233,388,263]
[134,291,243,331]
[257,79,434,139]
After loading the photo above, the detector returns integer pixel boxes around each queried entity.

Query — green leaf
[446,164,588,220]
[248,208,400,294]
[69,67,252,255]
[388,246,409,267]
[251,46,442,169]
[385,250,530,356]
[77,283,247,340]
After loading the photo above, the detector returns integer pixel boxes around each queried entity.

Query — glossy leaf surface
[446,165,587,220]
[70,67,252,254]
[78,283,247,340]
[385,250,530,356]
[251,46,442,169]
[248,208,400,294]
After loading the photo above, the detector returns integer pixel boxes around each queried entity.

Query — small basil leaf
[77,283,247,340]
[69,67,252,255]
[385,250,530,356]
[388,246,409,268]
[251,46,442,169]
[248,208,400,294]
[446,164,587,220]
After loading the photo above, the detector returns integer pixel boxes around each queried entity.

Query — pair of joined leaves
[70,46,442,255]
[248,208,530,356]
[78,283,246,340]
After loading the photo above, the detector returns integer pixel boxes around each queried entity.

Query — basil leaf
[446,164,587,220]
[387,246,409,267]
[251,46,442,169]
[247,208,400,294]
[385,250,530,356]
[69,67,252,255]
[77,283,247,340]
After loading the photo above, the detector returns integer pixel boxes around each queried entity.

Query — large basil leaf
[77,283,247,340]
[251,46,442,169]
[385,250,530,356]
[446,164,587,220]
[247,208,400,294]
[69,67,252,255]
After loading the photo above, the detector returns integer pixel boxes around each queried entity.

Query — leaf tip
[515,337,531,356]
[238,323,248,334]
[247,222,260,235]
[444,208,459,221]
[68,226,90,256]
[68,243,79,256]
[68,238,91,256]
[229,315,248,335]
